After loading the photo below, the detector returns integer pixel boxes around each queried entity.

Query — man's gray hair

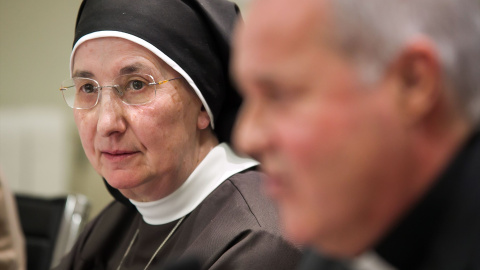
[331,0,480,124]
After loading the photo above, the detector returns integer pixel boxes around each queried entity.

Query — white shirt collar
[350,252,397,270]
[130,143,259,225]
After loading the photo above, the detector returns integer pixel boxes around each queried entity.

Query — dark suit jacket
[375,130,480,269]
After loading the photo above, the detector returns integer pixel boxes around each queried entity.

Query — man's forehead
[263,1,318,28]
[235,0,331,78]
[241,0,331,53]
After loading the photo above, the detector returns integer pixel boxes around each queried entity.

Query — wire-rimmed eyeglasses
[59,73,181,109]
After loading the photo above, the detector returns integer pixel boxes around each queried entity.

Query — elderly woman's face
[72,37,210,201]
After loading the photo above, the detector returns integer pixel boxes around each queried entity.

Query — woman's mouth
[101,150,139,162]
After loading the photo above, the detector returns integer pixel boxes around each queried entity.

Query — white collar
[130,143,259,225]
[350,252,397,270]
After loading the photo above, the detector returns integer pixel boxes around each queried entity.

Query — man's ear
[197,105,211,130]
[390,37,441,125]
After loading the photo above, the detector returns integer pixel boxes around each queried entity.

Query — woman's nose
[96,88,127,137]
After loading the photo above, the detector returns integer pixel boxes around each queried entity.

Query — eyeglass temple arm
[152,77,182,86]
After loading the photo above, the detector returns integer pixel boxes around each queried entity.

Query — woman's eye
[81,84,96,94]
[129,80,145,90]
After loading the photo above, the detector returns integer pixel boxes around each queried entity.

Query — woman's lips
[101,151,139,162]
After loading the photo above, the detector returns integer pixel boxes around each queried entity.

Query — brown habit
[54,171,302,270]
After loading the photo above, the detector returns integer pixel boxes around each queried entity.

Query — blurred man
[233,0,480,268]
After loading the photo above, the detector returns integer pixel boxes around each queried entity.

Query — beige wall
[0,0,251,220]
[0,0,81,107]
[1,0,117,219]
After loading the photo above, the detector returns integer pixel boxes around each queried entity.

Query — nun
[54,0,301,269]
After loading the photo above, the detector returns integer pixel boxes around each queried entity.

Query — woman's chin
[103,172,145,190]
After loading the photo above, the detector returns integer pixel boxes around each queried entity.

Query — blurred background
[0,0,252,219]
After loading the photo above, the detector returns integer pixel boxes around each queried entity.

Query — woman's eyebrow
[72,70,94,78]
[72,64,151,78]
[119,63,148,75]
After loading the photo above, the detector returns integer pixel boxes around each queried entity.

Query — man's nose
[233,101,270,160]
[96,88,127,137]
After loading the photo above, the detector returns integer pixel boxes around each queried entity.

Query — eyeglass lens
[60,74,157,109]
